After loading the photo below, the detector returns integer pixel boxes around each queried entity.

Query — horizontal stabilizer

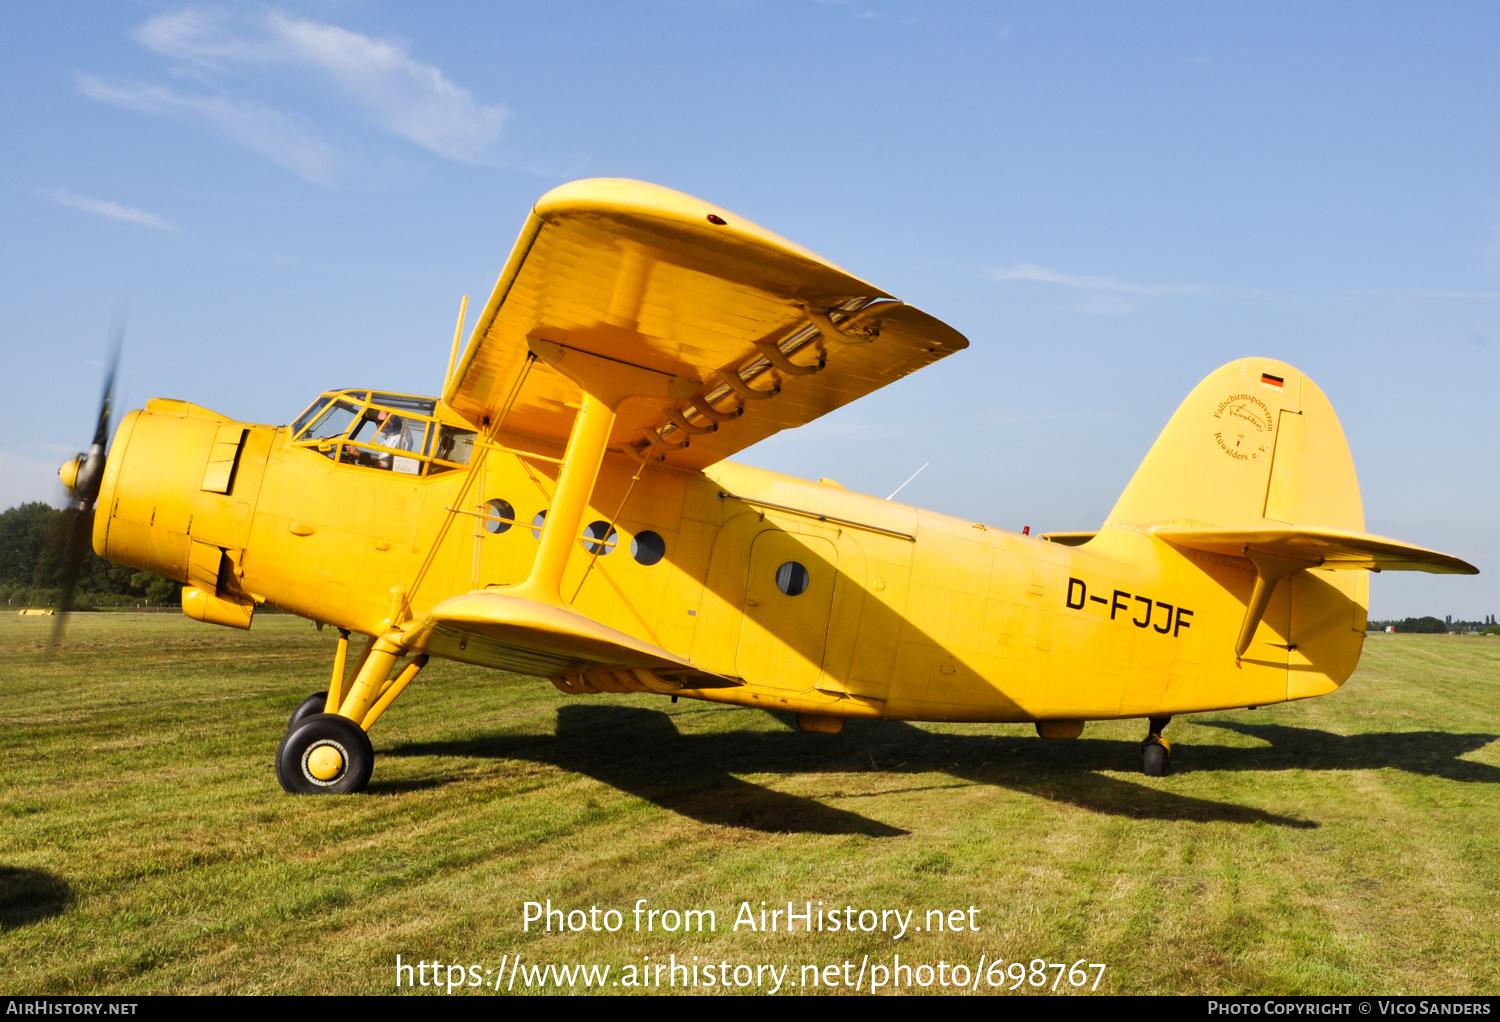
[407,590,741,688]
[1153,525,1477,575]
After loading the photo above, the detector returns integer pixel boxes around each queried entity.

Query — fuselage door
[735,530,838,690]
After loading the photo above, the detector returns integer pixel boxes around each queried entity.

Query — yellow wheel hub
[307,744,344,780]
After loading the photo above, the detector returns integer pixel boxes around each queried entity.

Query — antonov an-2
[57,179,1476,792]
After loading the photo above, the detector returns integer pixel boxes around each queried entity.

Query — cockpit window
[305,400,362,441]
[290,396,332,438]
[372,393,437,416]
[377,414,430,455]
[340,412,431,474]
[289,389,465,477]
[429,425,476,473]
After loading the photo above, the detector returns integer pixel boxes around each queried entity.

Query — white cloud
[79,9,511,183]
[134,8,252,62]
[42,187,181,231]
[264,14,508,162]
[76,75,340,185]
[135,9,507,162]
[987,262,1211,296]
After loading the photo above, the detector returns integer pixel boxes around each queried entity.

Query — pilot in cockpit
[373,411,422,473]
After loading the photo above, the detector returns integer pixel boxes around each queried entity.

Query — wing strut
[513,337,695,607]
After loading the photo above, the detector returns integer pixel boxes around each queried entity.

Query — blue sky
[2,2,1496,618]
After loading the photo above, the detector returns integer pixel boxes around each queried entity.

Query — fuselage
[93,390,1366,727]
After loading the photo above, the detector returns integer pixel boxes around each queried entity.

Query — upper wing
[1152,525,1478,574]
[443,179,968,468]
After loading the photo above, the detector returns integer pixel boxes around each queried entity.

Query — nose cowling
[93,399,272,605]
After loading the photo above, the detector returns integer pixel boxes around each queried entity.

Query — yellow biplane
[56,178,1476,792]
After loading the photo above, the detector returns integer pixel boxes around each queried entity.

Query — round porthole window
[631,530,666,566]
[583,520,618,555]
[531,510,547,540]
[484,499,514,534]
[775,561,810,596]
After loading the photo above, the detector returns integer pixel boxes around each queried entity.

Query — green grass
[1,614,1497,995]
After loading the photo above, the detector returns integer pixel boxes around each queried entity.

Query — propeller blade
[51,300,126,646]
[91,301,125,452]
[49,507,93,645]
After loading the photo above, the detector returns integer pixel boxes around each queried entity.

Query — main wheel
[276,713,374,794]
[1143,742,1171,777]
[288,692,330,731]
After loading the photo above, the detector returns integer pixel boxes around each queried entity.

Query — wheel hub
[304,741,347,782]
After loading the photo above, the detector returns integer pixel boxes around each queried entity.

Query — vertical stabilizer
[1106,359,1363,533]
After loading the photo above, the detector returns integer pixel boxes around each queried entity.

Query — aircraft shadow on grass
[1192,721,1500,784]
[382,705,1496,834]
[0,866,73,931]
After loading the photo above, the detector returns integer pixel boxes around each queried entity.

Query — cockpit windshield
[290,396,332,437]
[303,400,362,441]
[287,390,474,477]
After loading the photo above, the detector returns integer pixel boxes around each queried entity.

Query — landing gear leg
[1143,715,1172,777]
[275,632,428,795]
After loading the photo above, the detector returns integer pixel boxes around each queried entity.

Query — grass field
[2,613,1497,995]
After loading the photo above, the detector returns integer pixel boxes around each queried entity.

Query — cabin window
[531,511,547,540]
[775,561,810,596]
[631,531,666,566]
[583,521,618,555]
[484,499,515,534]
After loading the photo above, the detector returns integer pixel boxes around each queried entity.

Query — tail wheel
[1143,741,1171,777]
[288,692,331,731]
[277,713,374,794]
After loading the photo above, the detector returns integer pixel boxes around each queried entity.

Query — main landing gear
[274,629,428,795]
[1142,716,1172,776]
[277,713,375,794]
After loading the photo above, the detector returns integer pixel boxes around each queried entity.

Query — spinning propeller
[51,305,125,644]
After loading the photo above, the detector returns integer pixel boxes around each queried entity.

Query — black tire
[1143,742,1171,777]
[276,713,374,794]
[288,691,330,731]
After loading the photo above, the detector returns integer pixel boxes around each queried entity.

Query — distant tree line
[0,502,181,609]
[1369,615,1500,636]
